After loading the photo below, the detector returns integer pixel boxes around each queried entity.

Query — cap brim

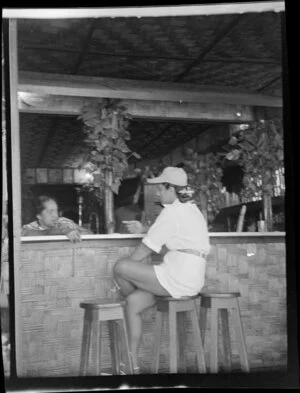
[147,175,165,184]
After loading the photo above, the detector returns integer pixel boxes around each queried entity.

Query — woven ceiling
[17,11,283,169]
[20,113,215,169]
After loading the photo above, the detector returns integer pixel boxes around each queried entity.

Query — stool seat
[79,299,133,375]
[200,291,240,299]
[152,294,206,374]
[80,299,126,309]
[155,295,200,302]
[199,291,249,373]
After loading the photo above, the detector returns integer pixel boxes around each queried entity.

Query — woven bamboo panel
[20,241,136,376]
[17,13,282,89]
[201,241,287,370]
[19,236,286,376]
[20,113,87,170]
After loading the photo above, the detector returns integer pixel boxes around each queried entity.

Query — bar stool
[152,295,206,374]
[199,291,250,373]
[79,299,133,375]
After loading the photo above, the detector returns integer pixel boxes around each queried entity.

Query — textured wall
[19,235,286,376]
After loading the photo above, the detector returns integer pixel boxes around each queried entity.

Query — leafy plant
[77,99,140,198]
[182,147,224,225]
[225,119,284,199]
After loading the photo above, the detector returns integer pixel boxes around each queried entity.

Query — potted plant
[225,118,284,231]
[77,99,140,233]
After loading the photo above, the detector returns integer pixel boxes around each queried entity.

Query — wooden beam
[18,71,282,107]
[3,3,285,19]
[18,94,255,122]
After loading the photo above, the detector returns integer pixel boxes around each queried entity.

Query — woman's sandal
[119,362,141,375]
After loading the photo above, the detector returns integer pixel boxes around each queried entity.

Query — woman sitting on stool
[113,167,210,373]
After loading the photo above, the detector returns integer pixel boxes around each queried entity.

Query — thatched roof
[17,11,283,168]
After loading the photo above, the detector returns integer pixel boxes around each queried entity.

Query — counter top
[21,232,285,242]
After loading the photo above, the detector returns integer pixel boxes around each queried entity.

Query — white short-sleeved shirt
[142,199,210,298]
[143,198,210,255]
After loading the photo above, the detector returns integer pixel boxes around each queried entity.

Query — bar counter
[17,232,286,376]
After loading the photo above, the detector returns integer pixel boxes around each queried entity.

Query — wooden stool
[152,295,206,374]
[79,299,133,375]
[199,291,250,373]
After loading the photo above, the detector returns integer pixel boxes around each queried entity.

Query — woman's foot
[119,362,141,375]
[129,352,141,374]
[133,366,141,374]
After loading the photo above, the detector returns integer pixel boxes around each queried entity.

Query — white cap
[147,167,188,186]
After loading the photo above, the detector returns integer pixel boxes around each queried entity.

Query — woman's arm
[130,242,153,262]
[123,220,148,234]
[21,228,51,236]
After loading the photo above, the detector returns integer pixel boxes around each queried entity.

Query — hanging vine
[77,98,140,200]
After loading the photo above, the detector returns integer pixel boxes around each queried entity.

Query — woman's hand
[123,220,145,234]
[66,229,81,243]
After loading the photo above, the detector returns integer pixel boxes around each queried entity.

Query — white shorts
[153,251,206,299]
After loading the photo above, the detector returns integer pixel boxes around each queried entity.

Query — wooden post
[199,192,208,223]
[8,18,22,376]
[104,170,114,234]
[263,193,273,232]
[262,169,273,232]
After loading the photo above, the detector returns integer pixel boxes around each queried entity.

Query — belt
[176,249,208,259]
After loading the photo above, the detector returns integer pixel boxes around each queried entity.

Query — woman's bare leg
[113,258,170,372]
[114,275,136,297]
[126,289,156,370]
[113,257,170,295]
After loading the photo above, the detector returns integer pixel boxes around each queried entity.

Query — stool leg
[177,312,187,373]
[151,310,163,373]
[190,302,206,373]
[199,306,208,346]
[115,320,123,371]
[169,303,177,373]
[79,309,92,375]
[91,310,100,375]
[108,321,119,374]
[121,309,134,374]
[231,300,250,372]
[220,309,232,372]
[210,301,219,373]
[98,322,102,375]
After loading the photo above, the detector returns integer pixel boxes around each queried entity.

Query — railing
[220,167,285,209]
